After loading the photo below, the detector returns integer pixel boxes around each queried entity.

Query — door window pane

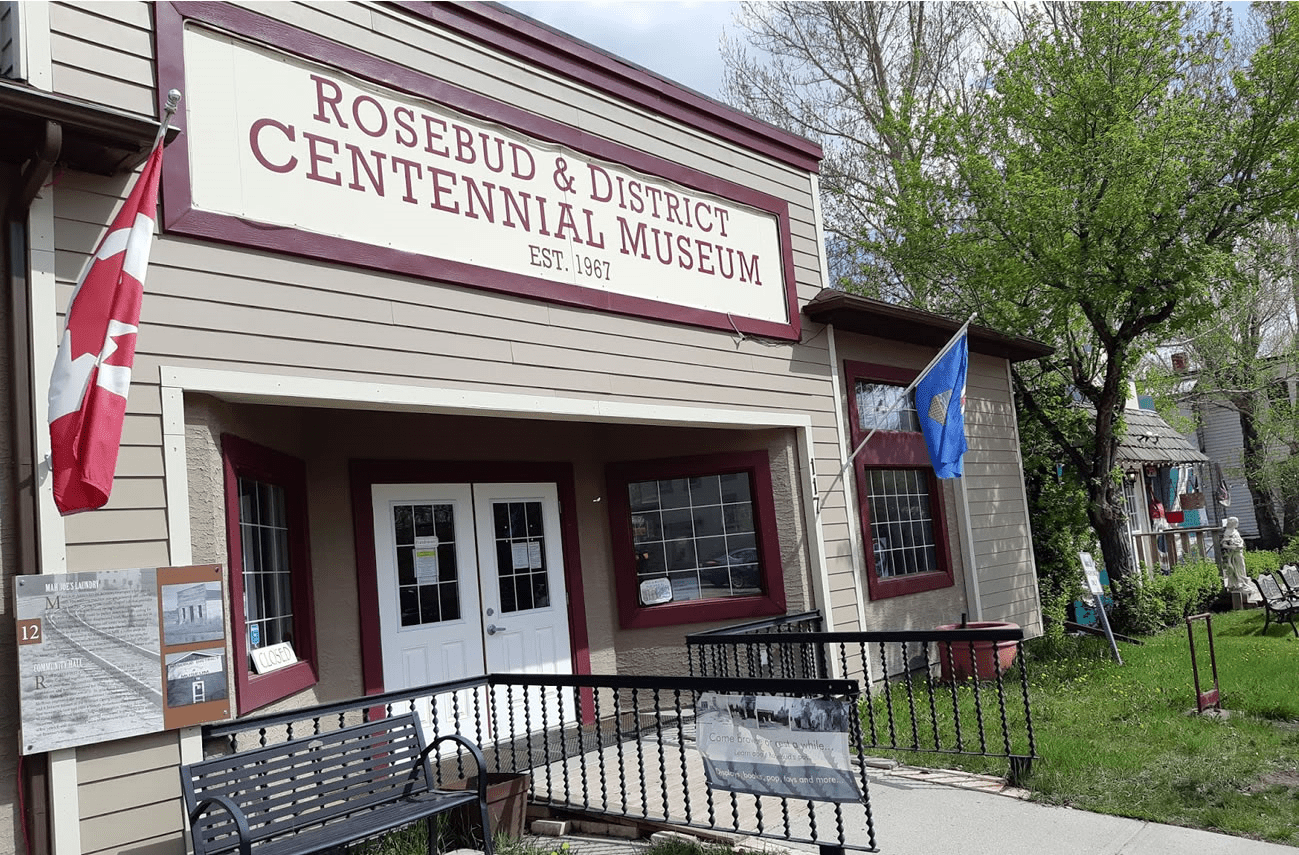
[491,500,550,614]
[391,502,461,625]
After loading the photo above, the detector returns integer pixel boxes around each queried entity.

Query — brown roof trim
[0,78,172,175]
[803,289,1053,363]
[388,1,824,174]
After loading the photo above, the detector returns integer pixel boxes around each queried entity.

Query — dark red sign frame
[155,2,803,341]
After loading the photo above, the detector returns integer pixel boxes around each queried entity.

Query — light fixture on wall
[1126,470,1138,483]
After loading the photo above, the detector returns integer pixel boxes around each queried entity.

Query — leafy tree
[886,1,1299,599]
[1161,220,1299,548]
[722,1,1005,304]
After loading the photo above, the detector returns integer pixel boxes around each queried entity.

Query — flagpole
[152,89,182,152]
[959,475,984,621]
[819,312,976,506]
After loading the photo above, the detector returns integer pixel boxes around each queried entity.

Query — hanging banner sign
[180,25,792,332]
[697,693,861,803]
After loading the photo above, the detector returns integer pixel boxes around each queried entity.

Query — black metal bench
[1254,574,1299,637]
[181,711,494,855]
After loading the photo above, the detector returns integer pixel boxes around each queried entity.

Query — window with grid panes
[222,434,317,713]
[846,361,955,600]
[606,451,787,629]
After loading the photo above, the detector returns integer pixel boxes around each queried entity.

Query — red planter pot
[934,621,1020,682]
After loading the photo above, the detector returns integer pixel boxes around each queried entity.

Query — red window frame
[606,451,787,629]
[221,434,319,713]
[846,361,955,600]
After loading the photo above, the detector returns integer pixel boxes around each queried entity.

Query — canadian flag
[49,142,164,514]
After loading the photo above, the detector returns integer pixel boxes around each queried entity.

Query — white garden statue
[1221,516,1249,591]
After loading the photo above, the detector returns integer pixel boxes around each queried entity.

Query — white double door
[372,482,574,740]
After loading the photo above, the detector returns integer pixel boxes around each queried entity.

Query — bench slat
[190,721,425,789]
[192,733,425,808]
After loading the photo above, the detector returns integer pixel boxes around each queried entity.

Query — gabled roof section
[1115,407,1208,466]
[802,289,1053,363]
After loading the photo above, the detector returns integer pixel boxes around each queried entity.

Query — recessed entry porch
[165,368,825,719]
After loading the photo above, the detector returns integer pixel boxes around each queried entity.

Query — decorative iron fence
[687,613,1038,783]
[202,672,879,853]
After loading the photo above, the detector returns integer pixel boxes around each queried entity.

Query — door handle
[486,624,507,635]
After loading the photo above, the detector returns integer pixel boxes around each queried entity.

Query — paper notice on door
[528,541,543,569]
[414,536,440,583]
[512,542,530,570]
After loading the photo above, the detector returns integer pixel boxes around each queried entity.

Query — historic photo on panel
[15,568,165,754]
[161,581,224,645]
[165,648,228,707]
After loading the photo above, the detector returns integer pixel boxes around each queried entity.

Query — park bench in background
[1254,573,1299,638]
[181,711,493,855]
[1279,564,1299,598]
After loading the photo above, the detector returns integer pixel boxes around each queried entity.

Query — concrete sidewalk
[528,766,1298,855]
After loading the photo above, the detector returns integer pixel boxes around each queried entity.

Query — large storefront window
[847,362,955,600]
[223,434,318,713]
[606,451,786,629]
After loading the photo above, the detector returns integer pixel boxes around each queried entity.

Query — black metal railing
[203,672,879,853]
[687,613,1038,784]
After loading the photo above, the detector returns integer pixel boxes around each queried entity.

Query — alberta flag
[48,141,164,514]
[913,330,969,478]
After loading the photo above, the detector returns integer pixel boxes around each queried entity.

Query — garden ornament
[1221,516,1248,591]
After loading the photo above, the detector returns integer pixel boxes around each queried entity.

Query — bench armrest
[415,733,490,802]
[189,793,254,855]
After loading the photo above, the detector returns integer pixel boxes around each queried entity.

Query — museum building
[0,3,1049,853]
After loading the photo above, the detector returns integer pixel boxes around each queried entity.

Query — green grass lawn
[875,610,1299,844]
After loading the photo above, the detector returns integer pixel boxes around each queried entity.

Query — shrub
[1242,549,1279,579]
[1279,534,1299,568]
[1110,558,1222,634]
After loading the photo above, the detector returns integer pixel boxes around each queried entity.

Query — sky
[499,1,740,99]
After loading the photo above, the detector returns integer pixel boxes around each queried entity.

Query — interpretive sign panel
[697,692,861,803]
[16,564,229,754]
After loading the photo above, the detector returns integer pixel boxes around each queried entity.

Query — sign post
[1080,551,1122,665]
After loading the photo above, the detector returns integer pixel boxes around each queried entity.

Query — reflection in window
[855,380,920,432]
[627,472,761,604]
[864,469,938,578]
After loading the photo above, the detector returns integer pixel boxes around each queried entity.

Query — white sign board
[183,27,789,328]
[414,536,440,584]
[639,577,673,606]
[1079,551,1103,595]
[251,641,298,675]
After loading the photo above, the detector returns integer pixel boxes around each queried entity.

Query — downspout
[7,118,59,578]
[5,118,61,855]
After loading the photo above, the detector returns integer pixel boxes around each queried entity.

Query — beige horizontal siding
[50,2,153,56]
[66,539,170,571]
[1,1,16,78]
[79,731,184,853]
